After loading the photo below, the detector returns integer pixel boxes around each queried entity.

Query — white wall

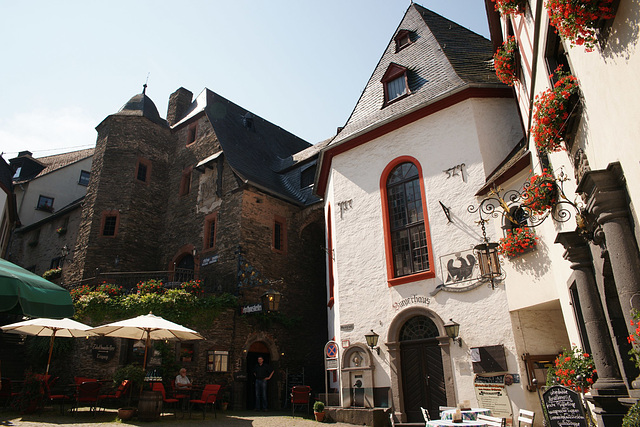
[15,157,92,226]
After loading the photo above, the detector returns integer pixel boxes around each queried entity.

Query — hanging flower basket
[498,227,537,258]
[492,0,527,15]
[521,170,559,214]
[531,67,580,153]
[546,0,616,50]
[56,227,67,235]
[42,267,62,281]
[494,36,518,86]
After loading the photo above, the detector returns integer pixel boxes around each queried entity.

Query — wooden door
[400,338,446,422]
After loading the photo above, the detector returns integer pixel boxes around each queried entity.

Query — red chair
[171,379,188,400]
[290,385,312,417]
[189,384,220,419]
[0,378,20,409]
[73,381,101,416]
[151,382,180,418]
[98,379,131,411]
[43,377,72,415]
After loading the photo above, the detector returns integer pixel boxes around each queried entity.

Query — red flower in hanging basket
[492,0,527,15]
[521,170,559,214]
[546,0,616,50]
[531,67,580,153]
[498,227,538,258]
[494,36,518,86]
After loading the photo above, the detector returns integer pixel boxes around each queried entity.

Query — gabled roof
[13,148,94,185]
[182,89,318,206]
[330,3,503,146]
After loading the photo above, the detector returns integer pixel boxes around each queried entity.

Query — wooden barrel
[138,391,163,421]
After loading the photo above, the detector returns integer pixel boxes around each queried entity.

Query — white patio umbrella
[89,312,204,370]
[1,317,96,374]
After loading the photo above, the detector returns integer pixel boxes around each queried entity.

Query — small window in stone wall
[135,158,151,183]
[179,168,192,196]
[204,212,217,250]
[273,216,287,253]
[101,210,120,237]
[187,123,198,145]
[37,195,54,212]
[180,343,195,363]
[79,170,91,186]
[206,350,229,373]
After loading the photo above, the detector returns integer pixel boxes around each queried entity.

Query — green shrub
[314,401,325,412]
[623,401,640,427]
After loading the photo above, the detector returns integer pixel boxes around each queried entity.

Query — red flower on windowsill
[531,67,580,153]
[492,0,527,15]
[498,227,538,258]
[546,0,616,51]
[494,36,518,86]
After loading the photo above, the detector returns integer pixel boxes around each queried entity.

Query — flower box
[56,227,67,235]
[546,0,616,50]
[494,36,518,86]
[531,68,580,153]
[498,227,537,258]
[492,0,527,15]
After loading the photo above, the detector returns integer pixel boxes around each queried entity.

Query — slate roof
[116,92,168,127]
[177,89,319,206]
[13,148,94,184]
[331,3,503,146]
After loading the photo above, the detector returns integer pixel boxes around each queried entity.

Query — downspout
[525,0,545,149]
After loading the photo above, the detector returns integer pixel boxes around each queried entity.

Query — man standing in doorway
[254,356,273,411]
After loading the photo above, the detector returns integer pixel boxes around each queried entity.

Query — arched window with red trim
[381,157,435,286]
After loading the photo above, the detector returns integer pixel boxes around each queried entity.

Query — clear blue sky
[0,1,491,159]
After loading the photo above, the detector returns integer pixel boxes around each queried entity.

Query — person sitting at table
[175,368,192,390]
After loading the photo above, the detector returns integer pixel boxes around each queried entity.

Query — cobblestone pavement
[0,409,359,427]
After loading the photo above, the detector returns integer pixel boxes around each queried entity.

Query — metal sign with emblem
[324,340,340,401]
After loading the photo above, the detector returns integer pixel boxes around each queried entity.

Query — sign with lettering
[201,255,219,267]
[91,337,116,362]
[392,294,430,311]
[241,303,262,314]
[473,374,513,420]
[543,385,588,427]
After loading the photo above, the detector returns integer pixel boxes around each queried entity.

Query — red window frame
[203,212,217,251]
[381,63,410,106]
[100,210,120,238]
[380,156,435,286]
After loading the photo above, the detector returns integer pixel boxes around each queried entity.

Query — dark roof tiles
[14,148,94,184]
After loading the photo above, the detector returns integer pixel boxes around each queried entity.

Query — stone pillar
[555,231,625,393]
[577,163,640,390]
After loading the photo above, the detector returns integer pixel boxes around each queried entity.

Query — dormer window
[381,63,410,106]
[394,29,412,52]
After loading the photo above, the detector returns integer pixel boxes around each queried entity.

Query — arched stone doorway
[243,333,280,410]
[386,308,454,423]
[169,244,198,283]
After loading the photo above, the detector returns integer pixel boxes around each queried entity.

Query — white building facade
[316,4,549,423]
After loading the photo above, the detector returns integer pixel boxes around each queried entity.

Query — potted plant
[220,390,231,411]
[531,67,580,153]
[313,400,325,422]
[113,364,146,419]
[56,226,67,235]
[498,227,537,258]
[42,267,62,281]
[521,170,558,214]
[546,347,596,392]
[546,0,616,50]
[180,347,194,362]
[492,0,527,15]
[494,36,518,86]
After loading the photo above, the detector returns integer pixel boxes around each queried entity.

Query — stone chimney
[167,87,193,126]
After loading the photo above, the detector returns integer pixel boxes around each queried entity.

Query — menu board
[542,386,587,427]
[474,374,513,421]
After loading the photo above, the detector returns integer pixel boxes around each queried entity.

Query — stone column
[555,231,625,393]
[577,163,640,389]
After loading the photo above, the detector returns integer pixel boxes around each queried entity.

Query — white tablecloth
[427,420,488,427]
[441,408,491,421]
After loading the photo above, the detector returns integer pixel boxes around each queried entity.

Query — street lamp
[261,289,282,313]
[444,319,461,347]
[365,330,380,354]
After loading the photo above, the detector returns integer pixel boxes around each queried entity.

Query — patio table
[441,408,491,421]
[427,420,488,427]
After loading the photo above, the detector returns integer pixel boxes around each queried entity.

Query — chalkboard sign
[91,336,116,362]
[543,385,588,427]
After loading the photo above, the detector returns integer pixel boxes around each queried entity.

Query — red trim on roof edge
[316,87,514,196]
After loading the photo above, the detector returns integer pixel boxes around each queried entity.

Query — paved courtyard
[0,409,359,427]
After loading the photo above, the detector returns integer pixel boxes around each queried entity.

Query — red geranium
[546,0,616,51]
[494,36,518,86]
[531,67,580,153]
[521,170,558,214]
[492,0,527,15]
[498,227,537,258]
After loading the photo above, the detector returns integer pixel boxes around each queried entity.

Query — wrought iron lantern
[365,329,380,354]
[260,289,282,313]
[444,318,461,347]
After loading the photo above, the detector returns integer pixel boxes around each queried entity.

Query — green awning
[0,258,74,319]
